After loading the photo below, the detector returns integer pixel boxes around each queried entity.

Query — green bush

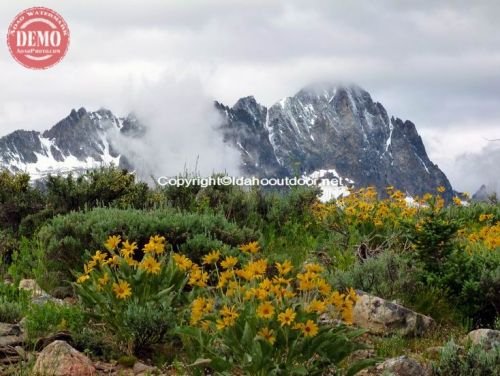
[24,302,87,341]
[24,301,115,357]
[433,339,500,375]
[0,281,30,309]
[330,252,421,303]
[7,237,43,284]
[45,166,149,212]
[18,208,56,238]
[408,209,460,274]
[329,251,465,324]
[0,170,45,234]
[437,250,500,327]
[121,301,175,354]
[37,208,258,291]
[406,206,499,326]
[0,300,24,323]
[0,230,19,268]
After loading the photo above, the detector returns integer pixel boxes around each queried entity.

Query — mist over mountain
[0,83,453,199]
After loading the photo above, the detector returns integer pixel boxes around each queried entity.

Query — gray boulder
[353,292,434,336]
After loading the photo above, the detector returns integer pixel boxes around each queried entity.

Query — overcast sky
[0,0,499,193]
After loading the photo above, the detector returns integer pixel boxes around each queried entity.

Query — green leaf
[346,358,380,376]
[241,321,254,347]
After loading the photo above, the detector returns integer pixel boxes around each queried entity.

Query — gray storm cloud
[109,77,241,181]
[446,142,500,195]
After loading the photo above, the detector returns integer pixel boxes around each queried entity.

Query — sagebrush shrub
[433,339,500,376]
[37,208,258,291]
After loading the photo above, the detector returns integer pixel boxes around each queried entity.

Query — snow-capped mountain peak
[0,107,134,179]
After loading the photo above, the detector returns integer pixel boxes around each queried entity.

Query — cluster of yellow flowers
[173,242,357,342]
[465,222,500,251]
[312,186,418,228]
[455,212,499,252]
[76,235,168,300]
[313,186,498,253]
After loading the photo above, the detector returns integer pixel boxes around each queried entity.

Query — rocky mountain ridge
[0,83,453,198]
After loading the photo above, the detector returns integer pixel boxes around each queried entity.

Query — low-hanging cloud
[109,77,241,182]
[446,141,500,195]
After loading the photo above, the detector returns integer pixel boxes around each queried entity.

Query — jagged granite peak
[0,108,140,179]
[218,83,453,198]
[0,130,43,165]
[216,98,285,177]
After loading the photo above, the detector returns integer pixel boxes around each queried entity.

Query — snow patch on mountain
[304,168,353,202]
[11,136,120,180]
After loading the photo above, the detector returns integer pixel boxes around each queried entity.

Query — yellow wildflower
[77,274,90,284]
[272,276,292,286]
[139,255,161,275]
[200,320,211,331]
[257,327,276,345]
[84,262,94,275]
[347,287,358,302]
[151,235,166,244]
[217,270,234,288]
[191,297,214,325]
[226,280,241,297]
[216,305,239,329]
[276,260,293,276]
[330,291,345,308]
[236,268,254,281]
[202,250,221,265]
[220,256,238,269]
[479,214,493,222]
[142,241,156,254]
[422,193,433,202]
[120,240,137,258]
[302,320,319,337]
[306,299,327,314]
[221,305,239,319]
[278,308,296,327]
[143,235,166,254]
[255,288,268,300]
[105,235,121,251]
[259,278,273,290]
[98,273,109,286]
[316,279,332,296]
[216,319,228,330]
[304,263,324,274]
[92,250,107,264]
[239,241,260,254]
[247,259,268,276]
[297,271,318,291]
[106,255,120,267]
[188,268,209,287]
[124,256,138,268]
[112,280,132,299]
[256,301,275,319]
[281,289,296,299]
[172,253,193,271]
